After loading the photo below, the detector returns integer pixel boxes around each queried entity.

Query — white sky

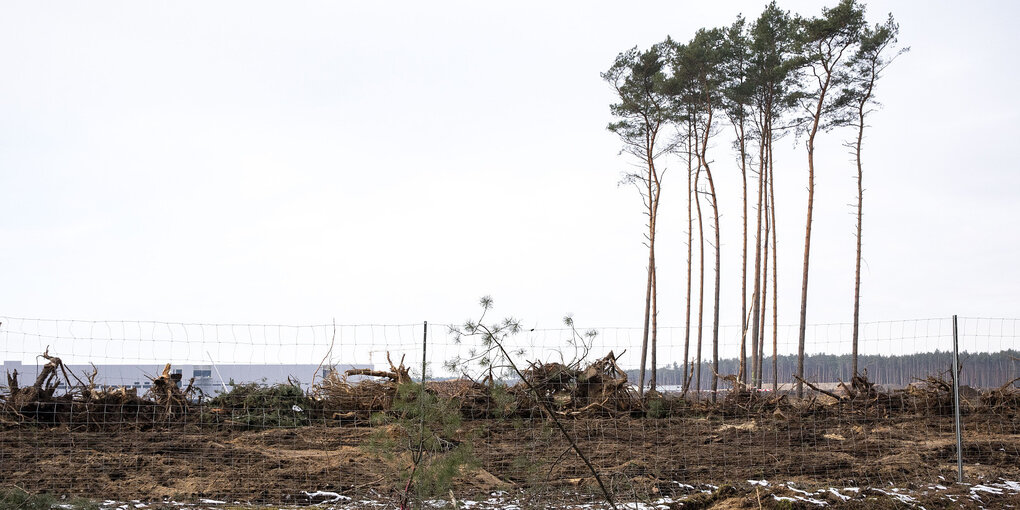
[2,0,1019,338]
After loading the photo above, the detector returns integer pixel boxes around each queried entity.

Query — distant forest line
[625,349,1019,389]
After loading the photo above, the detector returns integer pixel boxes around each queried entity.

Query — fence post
[951,314,964,483]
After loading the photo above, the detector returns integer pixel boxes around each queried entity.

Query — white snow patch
[301,490,350,502]
[971,484,1003,495]
[828,488,850,501]
[871,488,918,505]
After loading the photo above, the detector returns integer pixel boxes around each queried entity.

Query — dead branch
[792,375,841,401]
[997,376,1020,392]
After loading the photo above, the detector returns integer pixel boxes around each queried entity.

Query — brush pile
[900,374,959,414]
[4,349,1018,429]
[0,350,196,428]
[311,353,410,422]
[710,373,792,417]
[980,377,1020,414]
[312,351,641,420]
[519,351,639,417]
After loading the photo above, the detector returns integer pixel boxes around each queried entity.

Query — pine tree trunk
[638,159,654,397]
[699,106,721,403]
[759,174,770,389]
[750,130,765,388]
[694,163,705,399]
[798,66,833,398]
[683,129,694,395]
[651,256,658,393]
[650,168,662,394]
[739,123,748,385]
[852,75,873,378]
[769,128,779,393]
[852,115,863,378]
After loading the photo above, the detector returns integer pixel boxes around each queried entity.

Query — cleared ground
[1,410,1018,508]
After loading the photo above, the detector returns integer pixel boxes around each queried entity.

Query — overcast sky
[2,0,1018,340]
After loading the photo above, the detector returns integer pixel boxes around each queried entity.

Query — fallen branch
[792,375,841,401]
[996,376,1020,392]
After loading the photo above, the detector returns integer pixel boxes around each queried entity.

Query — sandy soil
[1,409,1018,507]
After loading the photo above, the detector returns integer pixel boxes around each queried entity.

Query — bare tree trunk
[698,106,721,403]
[769,127,779,393]
[749,131,765,388]
[758,161,770,389]
[797,157,813,400]
[650,257,658,393]
[683,128,694,395]
[694,162,705,399]
[638,158,655,397]
[639,252,652,397]
[649,166,662,394]
[798,66,833,398]
[738,122,749,385]
[851,82,871,378]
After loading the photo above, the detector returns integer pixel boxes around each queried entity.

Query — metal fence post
[952,315,964,483]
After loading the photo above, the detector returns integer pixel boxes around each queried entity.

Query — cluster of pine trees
[604,0,906,399]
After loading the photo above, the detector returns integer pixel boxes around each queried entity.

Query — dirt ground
[1,410,1018,508]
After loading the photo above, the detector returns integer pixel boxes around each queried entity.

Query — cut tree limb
[793,375,841,401]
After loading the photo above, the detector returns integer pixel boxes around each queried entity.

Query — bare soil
[1,410,1017,507]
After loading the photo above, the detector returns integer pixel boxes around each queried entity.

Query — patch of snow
[870,488,918,505]
[828,488,850,501]
[301,490,350,502]
[793,495,829,506]
[972,484,1004,495]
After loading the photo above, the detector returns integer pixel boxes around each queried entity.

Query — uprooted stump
[6,350,64,412]
[148,364,191,421]
[3,348,67,424]
[0,351,196,428]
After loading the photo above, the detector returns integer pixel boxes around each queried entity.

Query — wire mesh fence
[1,315,1018,508]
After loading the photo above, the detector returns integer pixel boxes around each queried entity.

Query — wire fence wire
[0,315,1018,508]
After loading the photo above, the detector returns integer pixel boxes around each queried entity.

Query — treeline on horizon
[604,0,908,398]
[627,349,1020,390]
